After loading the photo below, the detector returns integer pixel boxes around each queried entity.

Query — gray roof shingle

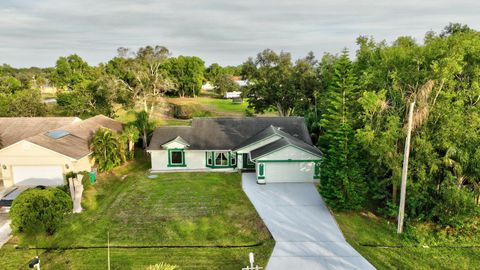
[26,115,123,159]
[148,117,314,151]
[0,117,80,147]
[250,130,323,160]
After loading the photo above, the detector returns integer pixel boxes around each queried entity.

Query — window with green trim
[215,152,229,166]
[168,149,185,167]
[314,162,320,179]
[206,152,213,166]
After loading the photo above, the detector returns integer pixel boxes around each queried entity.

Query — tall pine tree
[319,50,367,209]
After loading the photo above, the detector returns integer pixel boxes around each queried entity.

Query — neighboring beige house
[0,115,122,188]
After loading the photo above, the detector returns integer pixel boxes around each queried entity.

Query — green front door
[242,154,255,169]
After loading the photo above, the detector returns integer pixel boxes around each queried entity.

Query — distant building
[231,76,248,87]
[39,85,59,95]
[42,98,57,104]
[224,91,242,99]
[201,82,214,92]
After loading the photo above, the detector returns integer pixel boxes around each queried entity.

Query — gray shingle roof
[250,130,323,160]
[233,125,282,151]
[148,117,313,151]
[26,115,123,159]
[0,117,80,147]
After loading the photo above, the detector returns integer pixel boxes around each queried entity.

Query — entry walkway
[242,173,375,270]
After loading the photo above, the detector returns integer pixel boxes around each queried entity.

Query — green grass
[0,158,273,269]
[335,212,480,269]
[114,107,191,126]
[167,96,249,117]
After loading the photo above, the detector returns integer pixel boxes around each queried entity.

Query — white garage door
[12,166,64,186]
[263,162,315,183]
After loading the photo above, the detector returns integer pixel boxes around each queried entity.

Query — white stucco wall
[258,162,315,183]
[149,150,239,172]
[255,145,321,183]
[150,150,207,171]
[237,153,244,168]
[0,140,92,187]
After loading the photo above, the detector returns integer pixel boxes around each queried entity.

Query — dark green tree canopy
[10,188,71,235]
[242,49,318,116]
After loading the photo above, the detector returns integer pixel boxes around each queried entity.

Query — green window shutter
[230,152,237,167]
[258,163,265,177]
[314,162,320,179]
[206,151,213,167]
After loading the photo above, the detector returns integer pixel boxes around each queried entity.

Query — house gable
[0,140,76,161]
[161,136,190,149]
[254,145,321,162]
[235,134,282,154]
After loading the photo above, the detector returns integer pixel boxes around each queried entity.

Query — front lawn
[0,159,274,269]
[335,212,480,269]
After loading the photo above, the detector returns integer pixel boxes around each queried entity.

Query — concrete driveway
[0,208,11,248]
[242,173,375,270]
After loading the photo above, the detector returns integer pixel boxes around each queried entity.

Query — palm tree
[90,128,126,172]
[134,110,154,150]
[121,124,140,159]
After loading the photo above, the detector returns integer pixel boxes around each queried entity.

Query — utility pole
[397,101,415,234]
[107,231,111,270]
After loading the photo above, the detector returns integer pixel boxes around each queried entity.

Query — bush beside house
[10,188,71,235]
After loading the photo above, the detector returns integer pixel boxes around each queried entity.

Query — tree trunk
[276,103,286,117]
[128,140,134,152]
[142,130,148,150]
[149,103,155,118]
[143,98,148,113]
[392,184,398,204]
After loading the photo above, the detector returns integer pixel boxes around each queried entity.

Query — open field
[114,95,277,124]
[0,157,274,269]
[335,212,480,269]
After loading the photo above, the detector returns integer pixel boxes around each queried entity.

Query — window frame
[168,149,186,167]
[214,152,229,166]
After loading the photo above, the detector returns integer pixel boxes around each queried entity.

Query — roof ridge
[191,116,305,120]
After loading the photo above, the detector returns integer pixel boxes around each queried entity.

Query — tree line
[0,46,242,118]
[243,23,480,229]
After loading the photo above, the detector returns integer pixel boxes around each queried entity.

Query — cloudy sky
[0,0,478,67]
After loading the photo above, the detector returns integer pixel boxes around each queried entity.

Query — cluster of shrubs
[170,103,212,119]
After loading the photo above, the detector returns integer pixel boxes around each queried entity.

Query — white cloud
[0,0,478,67]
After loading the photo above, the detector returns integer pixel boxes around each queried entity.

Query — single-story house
[0,115,122,188]
[147,117,322,184]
